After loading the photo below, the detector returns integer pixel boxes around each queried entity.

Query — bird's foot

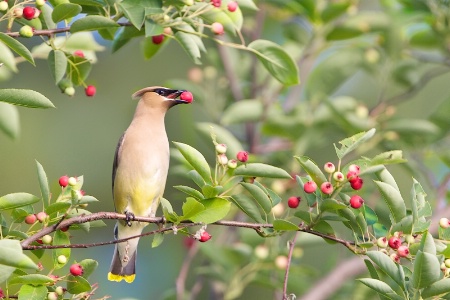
[124,211,135,227]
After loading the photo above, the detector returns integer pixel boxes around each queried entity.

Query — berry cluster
[294,162,365,209]
[376,232,413,263]
[214,143,249,170]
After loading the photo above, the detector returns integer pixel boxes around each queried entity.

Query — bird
[108,86,192,283]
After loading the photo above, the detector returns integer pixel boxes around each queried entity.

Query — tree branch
[20,211,359,252]
[282,231,300,300]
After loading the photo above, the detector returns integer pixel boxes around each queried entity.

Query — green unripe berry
[47,292,58,300]
[68,177,77,186]
[57,255,67,264]
[55,286,64,296]
[0,1,9,11]
[19,25,34,38]
[64,87,75,96]
[42,234,52,244]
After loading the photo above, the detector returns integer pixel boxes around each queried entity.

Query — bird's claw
[125,211,135,227]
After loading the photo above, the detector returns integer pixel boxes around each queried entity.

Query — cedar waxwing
[108,86,192,283]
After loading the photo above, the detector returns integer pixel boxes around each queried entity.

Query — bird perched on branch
[108,86,193,283]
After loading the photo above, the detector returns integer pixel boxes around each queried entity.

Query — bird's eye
[154,89,165,95]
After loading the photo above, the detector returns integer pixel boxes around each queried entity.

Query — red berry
[152,34,164,45]
[349,195,364,209]
[348,164,361,175]
[23,6,36,20]
[347,171,359,183]
[36,211,48,223]
[320,182,333,195]
[390,253,400,264]
[25,214,37,224]
[179,91,193,103]
[388,236,401,249]
[199,231,212,242]
[287,196,301,208]
[59,175,69,187]
[303,181,317,193]
[60,226,69,232]
[210,0,221,7]
[211,22,224,35]
[69,264,83,276]
[350,177,364,190]
[73,50,84,58]
[397,245,409,257]
[236,151,249,162]
[85,85,96,97]
[227,1,238,12]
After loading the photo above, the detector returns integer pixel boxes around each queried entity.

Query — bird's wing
[112,132,126,194]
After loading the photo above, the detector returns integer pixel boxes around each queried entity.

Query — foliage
[0,0,449,299]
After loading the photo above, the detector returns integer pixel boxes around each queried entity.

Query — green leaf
[35,161,50,208]
[66,274,91,294]
[295,156,327,185]
[40,3,56,29]
[0,264,15,284]
[422,278,450,298]
[371,150,407,165]
[174,185,204,200]
[18,284,47,300]
[234,163,291,179]
[248,39,299,86]
[0,42,18,72]
[240,182,272,214]
[79,259,98,279]
[186,197,230,224]
[320,198,347,212]
[47,50,67,84]
[374,181,407,223]
[173,142,212,184]
[230,194,264,223]
[0,89,55,108]
[0,102,19,139]
[391,215,413,235]
[376,167,400,191]
[152,232,164,248]
[366,250,405,289]
[70,15,120,33]
[160,198,178,223]
[0,240,38,270]
[363,205,378,226]
[412,250,441,289]
[0,193,40,210]
[187,170,205,188]
[373,222,388,238]
[9,274,54,285]
[273,219,298,231]
[294,210,317,225]
[312,220,335,238]
[45,202,71,215]
[118,0,162,29]
[221,99,263,125]
[420,232,436,255]
[334,129,376,160]
[174,31,201,64]
[66,56,91,85]
[192,2,240,35]
[52,3,82,23]
[182,197,205,220]
[0,33,35,65]
[53,230,70,269]
[201,185,222,198]
[112,26,144,53]
[144,18,163,37]
[357,278,401,299]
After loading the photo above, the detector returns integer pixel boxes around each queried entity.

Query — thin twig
[282,231,300,300]
[176,242,200,300]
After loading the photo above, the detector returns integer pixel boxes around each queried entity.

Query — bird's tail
[108,243,137,283]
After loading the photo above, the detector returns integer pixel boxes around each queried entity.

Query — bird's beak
[166,89,191,104]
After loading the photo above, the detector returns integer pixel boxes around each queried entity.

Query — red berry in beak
[180,91,193,103]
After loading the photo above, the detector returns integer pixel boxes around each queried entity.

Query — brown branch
[176,242,200,300]
[19,211,359,252]
[3,22,132,38]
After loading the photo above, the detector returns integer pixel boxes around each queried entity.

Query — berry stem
[282,231,299,300]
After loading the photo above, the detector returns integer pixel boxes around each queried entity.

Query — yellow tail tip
[108,272,135,283]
